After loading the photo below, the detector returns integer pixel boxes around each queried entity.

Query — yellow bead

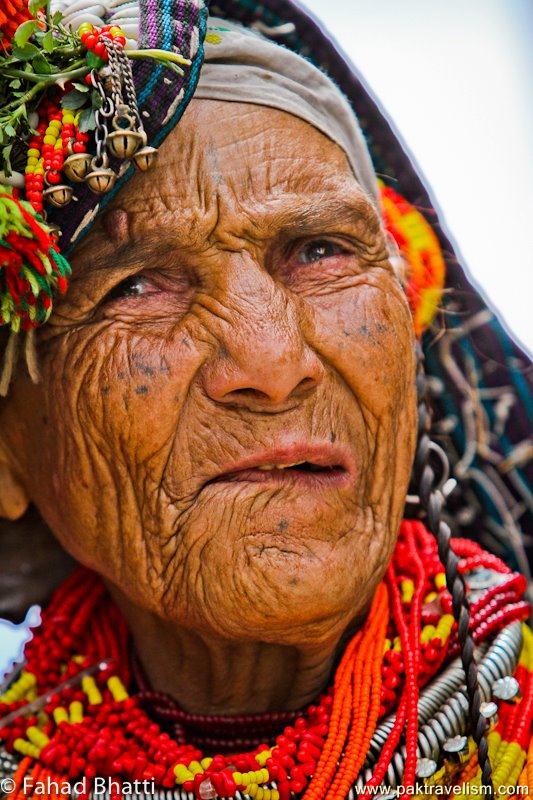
[69,700,84,723]
[13,739,40,758]
[26,156,38,166]
[107,676,129,702]
[248,786,258,798]
[188,761,203,775]
[233,772,243,784]
[27,148,40,158]
[200,758,213,769]
[256,749,272,766]
[82,676,102,705]
[77,22,94,36]
[400,579,414,602]
[421,625,437,644]
[436,614,455,642]
[48,120,61,131]
[24,166,35,174]
[424,592,437,603]
[62,112,75,124]
[53,707,69,725]
[43,134,56,145]
[174,765,193,784]
[26,726,49,748]
[435,572,446,590]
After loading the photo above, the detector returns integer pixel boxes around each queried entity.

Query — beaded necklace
[0,521,531,800]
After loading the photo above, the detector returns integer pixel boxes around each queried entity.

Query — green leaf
[86,51,103,70]
[73,82,90,93]
[61,89,87,110]
[91,89,102,109]
[2,144,13,175]
[51,10,64,25]
[11,43,41,61]
[78,107,96,132]
[32,53,52,74]
[28,0,43,16]
[42,30,55,53]
[9,79,21,89]
[14,20,37,48]
[4,124,16,137]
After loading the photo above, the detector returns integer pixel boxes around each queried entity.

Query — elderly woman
[0,1,531,799]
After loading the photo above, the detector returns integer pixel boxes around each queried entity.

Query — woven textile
[49,0,208,248]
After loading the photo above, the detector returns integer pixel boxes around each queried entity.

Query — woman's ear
[0,453,29,520]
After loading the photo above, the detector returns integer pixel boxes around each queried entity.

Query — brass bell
[43,185,73,207]
[107,128,145,160]
[133,145,158,172]
[63,153,92,183]
[86,167,117,194]
[107,107,144,160]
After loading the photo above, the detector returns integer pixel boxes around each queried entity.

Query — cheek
[311,276,416,418]
[19,324,205,571]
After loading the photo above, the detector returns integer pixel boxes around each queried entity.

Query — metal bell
[43,185,73,207]
[86,167,117,194]
[132,145,158,171]
[106,128,145,160]
[63,153,92,182]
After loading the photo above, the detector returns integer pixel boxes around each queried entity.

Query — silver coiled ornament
[351,621,522,792]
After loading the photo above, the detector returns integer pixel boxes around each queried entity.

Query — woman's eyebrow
[250,193,379,236]
[77,234,177,274]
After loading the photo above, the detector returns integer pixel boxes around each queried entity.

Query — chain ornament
[103,37,158,170]
[85,73,118,194]
[83,36,158,195]
[413,343,494,793]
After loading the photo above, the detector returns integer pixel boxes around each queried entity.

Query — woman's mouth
[202,444,355,490]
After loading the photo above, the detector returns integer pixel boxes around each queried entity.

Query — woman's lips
[202,442,355,490]
[209,465,350,488]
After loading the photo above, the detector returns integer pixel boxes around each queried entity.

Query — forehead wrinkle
[211,184,381,249]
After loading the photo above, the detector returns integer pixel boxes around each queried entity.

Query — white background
[301,0,533,352]
[1,0,532,670]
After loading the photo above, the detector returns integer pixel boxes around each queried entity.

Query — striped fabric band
[49,0,208,250]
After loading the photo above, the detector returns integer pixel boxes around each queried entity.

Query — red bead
[94,41,107,58]
[46,169,61,184]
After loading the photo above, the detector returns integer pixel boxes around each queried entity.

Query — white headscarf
[197,19,379,206]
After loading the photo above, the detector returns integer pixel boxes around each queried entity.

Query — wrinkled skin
[0,100,417,712]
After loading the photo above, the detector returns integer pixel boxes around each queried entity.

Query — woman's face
[0,100,417,649]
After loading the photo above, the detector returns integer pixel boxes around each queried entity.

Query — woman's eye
[106,275,151,301]
[295,240,347,265]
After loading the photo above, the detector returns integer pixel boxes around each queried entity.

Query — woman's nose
[201,292,325,411]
